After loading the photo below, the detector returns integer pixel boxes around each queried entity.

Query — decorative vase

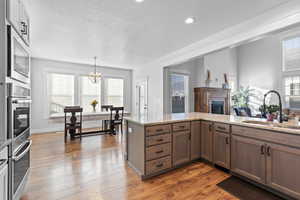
[92,105,96,112]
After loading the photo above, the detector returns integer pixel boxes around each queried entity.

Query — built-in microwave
[7,25,30,84]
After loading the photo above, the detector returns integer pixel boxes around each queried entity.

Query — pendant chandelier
[88,56,101,84]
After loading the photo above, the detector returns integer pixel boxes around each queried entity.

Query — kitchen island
[124,112,300,200]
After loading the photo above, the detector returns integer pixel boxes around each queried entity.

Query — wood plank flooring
[21,132,238,200]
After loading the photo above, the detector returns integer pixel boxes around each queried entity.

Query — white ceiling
[26,0,291,68]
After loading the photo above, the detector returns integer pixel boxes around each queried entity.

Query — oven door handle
[13,140,32,161]
[12,99,32,104]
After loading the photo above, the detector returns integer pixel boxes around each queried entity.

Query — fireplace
[210,100,225,114]
[194,87,230,115]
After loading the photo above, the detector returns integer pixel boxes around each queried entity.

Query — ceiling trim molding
[143,0,300,69]
[31,56,134,71]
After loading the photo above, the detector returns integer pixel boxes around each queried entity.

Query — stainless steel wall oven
[7,80,31,200]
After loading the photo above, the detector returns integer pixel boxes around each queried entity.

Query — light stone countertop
[124,112,300,135]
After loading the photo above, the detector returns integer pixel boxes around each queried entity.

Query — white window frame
[45,72,127,118]
[281,31,300,109]
[169,72,189,113]
[102,76,125,107]
[282,33,300,72]
[46,72,77,117]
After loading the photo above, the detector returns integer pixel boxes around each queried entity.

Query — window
[48,73,74,115]
[170,73,189,113]
[80,76,101,112]
[47,73,127,117]
[284,76,300,109]
[104,78,124,107]
[283,36,300,71]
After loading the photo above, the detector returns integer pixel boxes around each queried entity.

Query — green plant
[259,104,279,114]
[232,86,255,108]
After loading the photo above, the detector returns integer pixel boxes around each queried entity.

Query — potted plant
[232,86,255,109]
[259,104,279,121]
[91,100,99,112]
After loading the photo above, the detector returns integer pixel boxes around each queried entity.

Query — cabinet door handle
[267,146,271,156]
[209,124,212,132]
[179,125,185,129]
[155,150,164,154]
[156,129,163,132]
[156,163,163,168]
[225,137,229,144]
[261,145,265,155]
[156,139,164,142]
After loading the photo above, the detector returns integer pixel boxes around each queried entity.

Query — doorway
[136,78,149,117]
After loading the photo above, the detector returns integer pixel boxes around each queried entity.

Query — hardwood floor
[21,132,238,200]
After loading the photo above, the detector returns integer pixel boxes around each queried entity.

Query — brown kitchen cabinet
[231,135,266,185]
[173,131,191,166]
[191,121,201,160]
[213,130,230,169]
[201,121,213,162]
[266,143,300,199]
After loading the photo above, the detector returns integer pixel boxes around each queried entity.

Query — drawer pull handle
[179,126,185,129]
[156,163,163,168]
[225,137,229,144]
[218,126,226,130]
[261,145,265,155]
[156,139,164,142]
[156,150,164,154]
[267,146,271,156]
[156,129,164,132]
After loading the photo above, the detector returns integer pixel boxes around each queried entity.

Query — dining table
[51,111,130,136]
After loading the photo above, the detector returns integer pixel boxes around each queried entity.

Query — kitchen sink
[242,120,300,130]
[242,120,272,126]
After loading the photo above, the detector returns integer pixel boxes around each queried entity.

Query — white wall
[237,36,282,92]
[31,58,132,134]
[237,34,286,112]
[203,48,238,88]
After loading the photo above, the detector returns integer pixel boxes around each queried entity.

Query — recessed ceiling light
[185,17,195,24]
[135,0,144,3]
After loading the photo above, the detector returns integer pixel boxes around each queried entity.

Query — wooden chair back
[110,107,124,122]
[64,106,83,141]
[101,105,113,112]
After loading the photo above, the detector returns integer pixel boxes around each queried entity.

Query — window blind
[283,37,300,71]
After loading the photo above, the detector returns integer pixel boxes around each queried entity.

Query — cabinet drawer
[146,156,171,175]
[172,122,190,132]
[146,125,171,136]
[146,143,171,161]
[215,123,230,133]
[146,134,171,147]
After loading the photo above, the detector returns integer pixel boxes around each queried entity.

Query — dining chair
[101,105,113,132]
[64,106,83,142]
[109,107,124,135]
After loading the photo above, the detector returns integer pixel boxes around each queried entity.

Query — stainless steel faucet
[263,90,283,123]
